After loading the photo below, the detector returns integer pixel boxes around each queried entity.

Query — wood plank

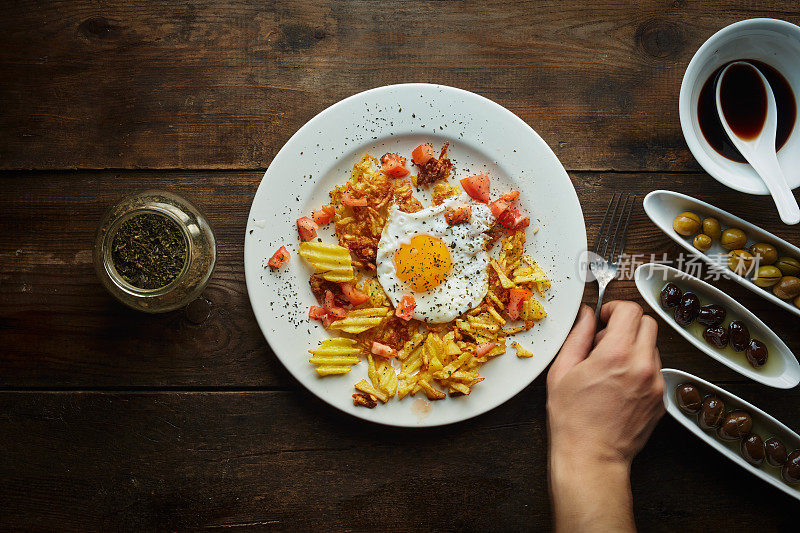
[1,170,799,387]
[1,1,799,171]
[0,388,798,531]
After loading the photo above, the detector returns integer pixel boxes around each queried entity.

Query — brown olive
[765,438,788,467]
[702,217,722,240]
[728,250,755,276]
[741,433,765,467]
[659,283,682,309]
[718,410,753,440]
[698,396,726,430]
[697,304,726,327]
[728,321,750,352]
[720,228,748,251]
[753,265,782,287]
[675,383,702,415]
[673,212,701,236]
[782,450,800,484]
[750,242,778,265]
[773,276,800,300]
[776,256,800,276]
[745,339,768,369]
[703,326,729,348]
[693,234,712,252]
[674,292,700,327]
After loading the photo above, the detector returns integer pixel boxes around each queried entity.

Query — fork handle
[594,285,606,323]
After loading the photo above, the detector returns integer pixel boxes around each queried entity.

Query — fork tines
[594,193,636,264]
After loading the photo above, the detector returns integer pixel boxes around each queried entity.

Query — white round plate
[244,84,586,427]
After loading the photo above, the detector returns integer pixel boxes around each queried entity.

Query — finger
[633,315,659,358]
[654,346,663,369]
[596,300,643,349]
[548,305,596,385]
[593,327,608,347]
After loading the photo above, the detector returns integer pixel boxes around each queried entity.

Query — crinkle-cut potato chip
[512,341,534,358]
[308,338,362,376]
[490,259,515,289]
[365,277,390,307]
[329,307,391,333]
[417,379,446,401]
[397,331,425,360]
[520,296,547,323]
[367,355,398,398]
[354,378,389,403]
[499,231,525,272]
[298,242,355,282]
[422,332,444,367]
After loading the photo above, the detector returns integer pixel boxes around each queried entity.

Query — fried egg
[376,194,494,323]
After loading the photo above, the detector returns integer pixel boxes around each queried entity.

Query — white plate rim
[243,83,587,427]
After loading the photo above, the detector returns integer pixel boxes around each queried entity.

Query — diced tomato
[508,288,533,320]
[489,198,509,218]
[460,174,491,203]
[267,245,290,270]
[411,143,436,166]
[341,282,370,306]
[476,342,497,357]
[312,204,335,225]
[501,190,520,202]
[498,207,530,231]
[324,290,335,309]
[380,153,410,178]
[327,306,348,319]
[296,216,318,241]
[342,193,367,207]
[444,204,471,226]
[322,313,334,328]
[371,341,398,358]
[309,306,327,320]
[395,295,416,321]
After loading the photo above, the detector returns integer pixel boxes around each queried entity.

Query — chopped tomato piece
[327,306,348,319]
[371,341,398,358]
[444,204,471,226]
[460,174,491,203]
[322,313,334,328]
[380,153,410,178]
[395,295,416,321]
[500,190,520,202]
[341,282,370,306]
[476,342,497,357]
[411,144,436,166]
[489,198,509,218]
[296,216,318,241]
[267,245,290,270]
[498,207,530,230]
[324,290,335,310]
[341,193,367,207]
[508,288,533,320]
[312,204,335,225]
[309,306,327,320]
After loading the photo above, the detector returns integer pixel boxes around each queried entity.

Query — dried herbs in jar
[111,213,187,289]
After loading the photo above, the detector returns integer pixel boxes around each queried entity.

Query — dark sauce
[697,60,796,163]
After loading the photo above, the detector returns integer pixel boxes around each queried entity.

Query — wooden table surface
[2,1,800,530]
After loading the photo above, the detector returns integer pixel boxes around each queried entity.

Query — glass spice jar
[93,190,216,313]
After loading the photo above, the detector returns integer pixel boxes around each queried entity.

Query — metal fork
[590,193,636,322]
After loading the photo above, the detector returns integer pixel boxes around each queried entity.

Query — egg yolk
[393,235,452,293]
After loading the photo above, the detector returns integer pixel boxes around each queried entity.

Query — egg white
[376,194,494,323]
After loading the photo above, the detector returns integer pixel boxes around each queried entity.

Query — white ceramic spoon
[661,368,800,502]
[715,61,800,225]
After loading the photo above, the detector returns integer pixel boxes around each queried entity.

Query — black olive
[675,383,702,414]
[674,292,700,327]
[765,438,788,467]
[745,339,768,369]
[782,450,800,484]
[702,326,729,349]
[741,433,765,467]
[717,410,753,440]
[660,283,683,309]
[728,320,750,352]
[698,395,725,430]
[697,304,726,326]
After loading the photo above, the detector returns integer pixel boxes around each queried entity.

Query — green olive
[673,212,701,236]
[720,228,748,251]
[754,265,782,287]
[702,217,722,240]
[750,243,778,265]
[774,276,800,300]
[693,234,712,252]
[776,256,800,276]
[728,250,755,276]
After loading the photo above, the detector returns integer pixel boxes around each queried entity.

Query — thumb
[548,305,596,386]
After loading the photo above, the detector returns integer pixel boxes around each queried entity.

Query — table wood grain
[2,1,800,530]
